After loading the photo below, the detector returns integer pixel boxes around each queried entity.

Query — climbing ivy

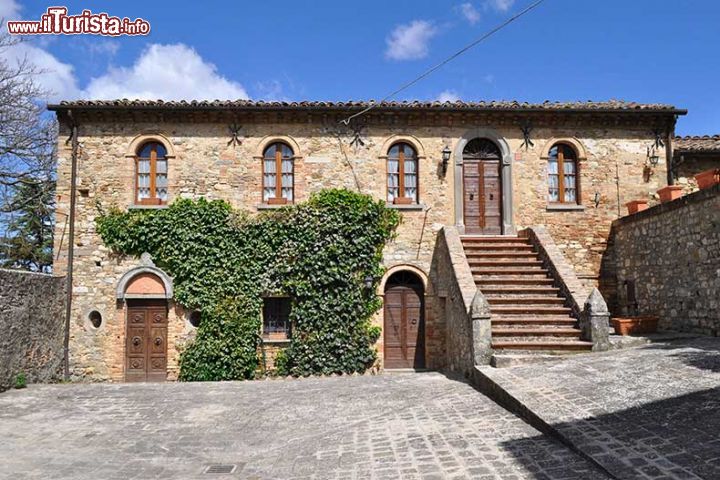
[96,189,400,380]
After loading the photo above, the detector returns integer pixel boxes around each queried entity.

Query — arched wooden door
[463,138,503,235]
[384,271,425,369]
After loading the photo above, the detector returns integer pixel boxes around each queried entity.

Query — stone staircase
[462,235,593,355]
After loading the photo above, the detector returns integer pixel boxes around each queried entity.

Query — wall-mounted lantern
[363,274,375,290]
[441,145,452,175]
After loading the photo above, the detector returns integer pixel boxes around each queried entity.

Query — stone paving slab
[0,372,607,480]
[476,337,720,480]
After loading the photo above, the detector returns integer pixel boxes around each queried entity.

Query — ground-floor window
[262,297,292,340]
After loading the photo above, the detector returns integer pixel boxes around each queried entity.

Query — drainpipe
[63,111,78,381]
[666,117,676,186]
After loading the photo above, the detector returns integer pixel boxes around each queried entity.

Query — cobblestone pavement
[0,373,607,480]
[478,337,720,480]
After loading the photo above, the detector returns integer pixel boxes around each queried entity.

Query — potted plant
[657,185,684,203]
[625,199,649,215]
[611,315,659,336]
[695,168,720,190]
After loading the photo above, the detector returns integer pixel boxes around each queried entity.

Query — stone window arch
[125,133,176,206]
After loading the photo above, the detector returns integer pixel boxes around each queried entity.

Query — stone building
[672,135,720,191]
[48,99,685,381]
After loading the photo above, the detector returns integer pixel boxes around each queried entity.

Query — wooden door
[463,139,503,235]
[384,281,425,369]
[126,300,168,382]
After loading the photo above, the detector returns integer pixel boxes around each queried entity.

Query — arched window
[387,142,418,204]
[135,142,168,205]
[548,143,579,204]
[263,142,294,204]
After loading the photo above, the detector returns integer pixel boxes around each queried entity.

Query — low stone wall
[429,227,491,375]
[605,184,720,334]
[0,269,66,390]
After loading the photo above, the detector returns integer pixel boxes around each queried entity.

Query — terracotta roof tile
[674,135,720,153]
[47,98,685,113]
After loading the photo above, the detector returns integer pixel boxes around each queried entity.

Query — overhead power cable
[340,0,547,125]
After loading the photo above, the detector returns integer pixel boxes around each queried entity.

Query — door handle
[489,193,494,200]
[469,193,474,200]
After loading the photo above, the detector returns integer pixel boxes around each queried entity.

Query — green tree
[0,180,54,272]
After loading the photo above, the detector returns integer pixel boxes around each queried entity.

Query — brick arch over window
[125,133,176,206]
[255,136,303,205]
[125,133,176,159]
[541,139,586,205]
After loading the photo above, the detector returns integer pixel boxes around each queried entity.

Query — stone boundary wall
[605,184,720,334]
[0,269,66,390]
[429,227,491,374]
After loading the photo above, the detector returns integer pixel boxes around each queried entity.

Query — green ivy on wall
[96,189,400,380]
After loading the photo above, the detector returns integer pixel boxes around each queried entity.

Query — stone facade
[672,135,720,193]
[0,269,66,390]
[602,184,720,335]
[49,100,681,380]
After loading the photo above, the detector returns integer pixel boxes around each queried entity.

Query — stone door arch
[454,128,515,235]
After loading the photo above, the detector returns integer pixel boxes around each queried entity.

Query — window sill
[256,203,293,210]
[261,338,291,345]
[546,204,585,212]
[129,204,168,210]
[386,203,426,211]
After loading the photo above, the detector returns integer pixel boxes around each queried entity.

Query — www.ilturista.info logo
[7,7,150,36]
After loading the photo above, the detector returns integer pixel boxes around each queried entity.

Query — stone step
[468,260,544,268]
[491,340,593,351]
[471,268,548,276]
[491,306,573,315]
[481,286,561,295]
[492,316,578,326]
[486,296,566,305]
[465,252,539,259]
[461,236,529,244]
[475,277,556,286]
[463,244,535,252]
[492,327,581,337]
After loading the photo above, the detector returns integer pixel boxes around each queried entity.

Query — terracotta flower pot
[657,185,684,203]
[695,169,720,190]
[611,316,659,336]
[625,200,649,215]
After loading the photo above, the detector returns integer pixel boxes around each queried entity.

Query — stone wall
[603,184,720,334]
[52,114,672,380]
[673,154,720,193]
[430,227,491,374]
[0,269,66,390]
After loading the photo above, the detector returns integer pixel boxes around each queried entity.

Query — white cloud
[486,0,515,12]
[0,0,20,19]
[436,90,461,102]
[82,44,248,100]
[385,20,438,61]
[459,3,481,25]
[0,0,80,100]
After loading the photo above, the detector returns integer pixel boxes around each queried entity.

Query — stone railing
[0,269,66,390]
[430,226,492,375]
[521,226,610,351]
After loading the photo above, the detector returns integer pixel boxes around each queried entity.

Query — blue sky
[3,0,719,134]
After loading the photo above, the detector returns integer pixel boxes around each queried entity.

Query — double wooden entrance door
[125,300,168,382]
[384,280,425,369]
[462,139,503,235]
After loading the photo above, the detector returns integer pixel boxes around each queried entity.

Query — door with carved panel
[126,300,168,382]
[463,138,503,235]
